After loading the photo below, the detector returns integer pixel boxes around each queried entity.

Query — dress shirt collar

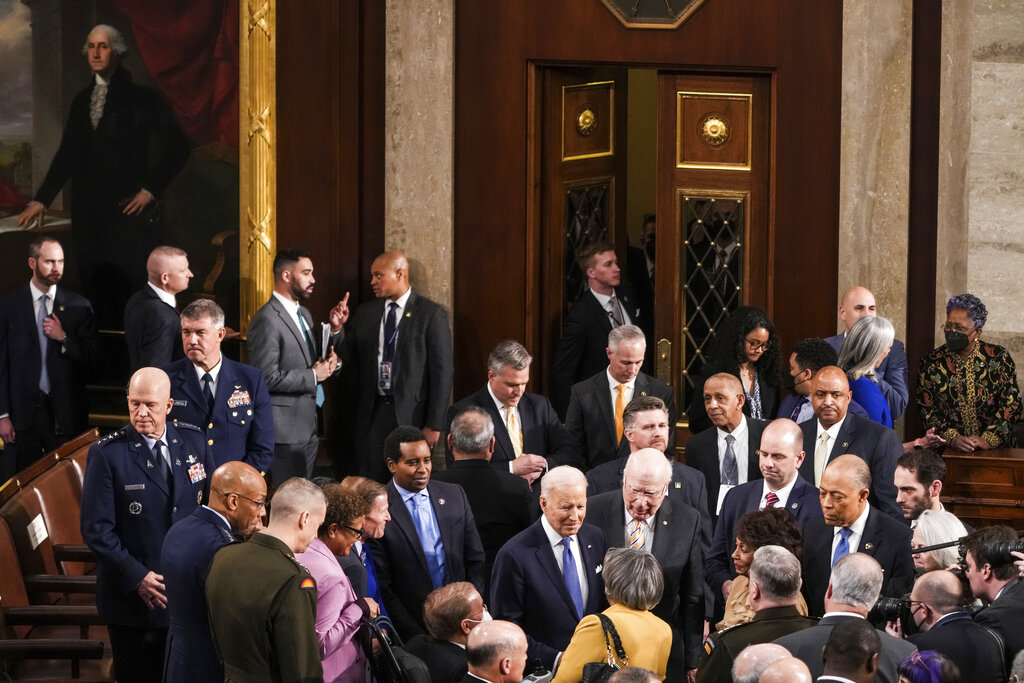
[762,475,798,508]
[394,480,430,504]
[272,290,301,316]
[590,288,615,309]
[141,431,170,463]
[816,413,847,443]
[386,287,413,309]
[606,369,636,392]
[202,505,232,530]
[29,280,56,301]
[822,611,865,620]
[540,514,574,548]
[147,281,177,308]
[486,381,514,413]
[717,413,747,440]
[94,72,111,87]
[192,357,223,387]
[834,502,870,540]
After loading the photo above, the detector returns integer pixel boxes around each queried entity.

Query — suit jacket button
[208,439,214,445]
[240,420,245,424]
[208,422,214,429]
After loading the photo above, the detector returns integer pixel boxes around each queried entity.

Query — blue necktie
[383,302,398,363]
[296,310,325,407]
[561,537,584,619]
[37,294,50,394]
[410,493,446,589]
[832,527,852,566]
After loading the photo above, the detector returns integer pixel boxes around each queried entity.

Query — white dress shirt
[815,414,847,464]
[540,514,588,607]
[376,287,412,364]
[487,382,524,473]
[606,369,636,412]
[30,280,56,318]
[622,504,654,552]
[147,281,177,308]
[589,288,632,326]
[759,475,798,510]
[192,357,223,404]
[272,291,319,384]
[715,415,749,513]
[830,503,870,561]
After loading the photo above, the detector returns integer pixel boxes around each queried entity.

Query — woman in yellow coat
[553,548,672,682]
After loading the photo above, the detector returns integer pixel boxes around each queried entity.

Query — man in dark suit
[80,367,213,683]
[464,621,530,683]
[446,340,577,484]
[490,466,607,669]
[565,324,676,470]
[825,286,909,420]
[164,299,273,473]
[800,455,914,616]
[369,426,485,639]
[586,448,704,680]
[17,25,189,328]
[778,337,839,423]
[964,525,1024,676]
[405,582,484,683]
[0,236,100,475]
[344,251,453,481]
[434,406,531,591]
[773,553,916,683]
[160,460,267,683]
[124,246,192,373]
[707,419,822,604]
[247,249,347,482]
[905,570,1005,683]
[552,241,649,417]
[625,214,656,323]
[799,366,902,520]
[685,372,767,523]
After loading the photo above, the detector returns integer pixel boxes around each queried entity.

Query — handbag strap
[596,613,629,667]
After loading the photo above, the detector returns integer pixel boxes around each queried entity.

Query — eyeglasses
[625,485,667,502]
[218,490,266,509]
[744,337,771,351]
[342,524,365,538]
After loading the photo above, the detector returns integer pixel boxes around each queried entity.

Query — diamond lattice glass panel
[680,194,746,414]
[565,183,610,308]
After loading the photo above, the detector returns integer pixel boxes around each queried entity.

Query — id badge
[378,362,393,392]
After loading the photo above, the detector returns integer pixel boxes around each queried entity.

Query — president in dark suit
[369,426,485,639]
[17,25,189,328]
[825,286,909,419]
[801,455,913,616]
[0,236,100,475]
[405,582,485,683]
[565,324,675,470]
[447,340,576,487]
[685,372,767,523]
[434,406,531,592]
[124,246,191,373]
[164,299,273,473]
[344,251,453,481]
[551,241,649,417]
[490,466,607,669]
[247,249,347,482]
[799,366,902,520]
[585,449,705,679]
[160,461,267,683]
[80,367,213,683]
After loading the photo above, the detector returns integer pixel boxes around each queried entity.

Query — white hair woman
[838,314,896,428]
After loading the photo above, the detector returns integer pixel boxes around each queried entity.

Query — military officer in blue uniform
[81,367,213,683]
[162,298,273,473]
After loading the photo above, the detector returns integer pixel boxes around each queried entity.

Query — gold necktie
[814,432,830,485]
[627,518,646,549]
[615,384,627,443]
[507,406,523,459]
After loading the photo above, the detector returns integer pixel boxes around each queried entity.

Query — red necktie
[765,491,779,508]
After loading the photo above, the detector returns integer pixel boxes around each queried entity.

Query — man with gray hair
[17,24,189,327]
[565,324,676,469]
[696,546,816,682]
[773,553,916,683]
[435,406,532,589]
[586,448,705,680]
[730,643,790,683]
[163,298,273,472]
[124,246,192,371]
[465,620,530,683]
[446,340,577,486]
[491,466,607,669]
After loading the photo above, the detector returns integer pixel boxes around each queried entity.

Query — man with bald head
[587,448,706,679]
[343,250,453,480]
[685,372,768,522]
[799,366,902,520]
[161,461,266,683]
[124,246,192,372]
[800,455,913,616]
[465,620,530,683]
[826,286,909,419]
[730,643,790,683]
[758,657,812,683]
[81,367,212,682]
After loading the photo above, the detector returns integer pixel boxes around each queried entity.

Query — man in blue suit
[490,465,608,669]
[81,367,213,683]
[825,286,909,420]
[369,426,485,639]
[163,299,273,473]
[160,460,266,683]
[706,419,822,603]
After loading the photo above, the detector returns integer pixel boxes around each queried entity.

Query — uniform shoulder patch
[299,576,316,590]
[703,635,716,656]
[173,421,203,433]
[97,428,128,445]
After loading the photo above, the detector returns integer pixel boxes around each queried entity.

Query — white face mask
[464,608,493,626]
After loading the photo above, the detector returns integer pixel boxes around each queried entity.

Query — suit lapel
[592,374,617,447]
[387,483,431,574]
[746,420,763,476]
[271,297,311,365]
[532,527,580,618]
[578,529,603,613]
[518,395,536,451]
[857,507,882,556]
[585,291,613,334]
[478,387,515,463]
[176,362,206,412]
[650,497,673,558]
[395,291,418,359]
[429,485,453,569]
[212,359,238,411]
[832,416,857,465]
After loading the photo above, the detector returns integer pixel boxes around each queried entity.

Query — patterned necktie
[37,294,50,394]
[89,82,107,129]
[202,373,215,416]
[832,527,852,566]
[506,406,523,459]
[561,537,584,619]
[765,491,779,508]
[607,296,624,327]
[296,311,325,407]
[814,432,831,486]
[627,518,646,550]
[790,397,805,421]
[614,384,627,443]
[721,434,738,486]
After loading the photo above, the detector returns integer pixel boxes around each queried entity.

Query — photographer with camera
[963,525,1024,676]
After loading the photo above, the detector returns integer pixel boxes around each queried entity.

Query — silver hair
[731,644,790,683]
[268,477,326,523]
[829,553,883,610]
[449,406,494,455]
[180,299,226,329]
[486,340,532,374]
[623,449,673,487]
[1011,649,1024,681]
[915,510,968,569]
[602,547,663,610]
[749,545,802,600]
[837,315,894,381]
[539,465,586,499]
[608,324,646,352]
[83,24,128,56]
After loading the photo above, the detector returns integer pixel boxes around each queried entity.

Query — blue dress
[850,375,893,428]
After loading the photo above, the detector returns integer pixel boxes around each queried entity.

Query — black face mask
[782,371,806,391]
[945,330,971,352]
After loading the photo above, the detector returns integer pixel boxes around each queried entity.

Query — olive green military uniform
[206,532,323,683]
[695,605,818,682]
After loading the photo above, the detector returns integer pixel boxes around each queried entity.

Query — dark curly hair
[317,483,363,537]
[705,306,782,385]
[734,507,804,560]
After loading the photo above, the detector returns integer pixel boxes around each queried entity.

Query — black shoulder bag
[580,613,629,683]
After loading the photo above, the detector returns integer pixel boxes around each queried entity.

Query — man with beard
[0,236,100,475]
[893,449,949,526]
[248,249,349,481]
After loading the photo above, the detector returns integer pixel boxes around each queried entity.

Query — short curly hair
[734,507,804,560]
[317,483,363,537]
[946,293,987,329]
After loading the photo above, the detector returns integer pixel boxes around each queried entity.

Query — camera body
[868,595,917,636]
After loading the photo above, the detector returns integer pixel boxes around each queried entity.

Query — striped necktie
[627,518,646,549]
[506,406,523,458]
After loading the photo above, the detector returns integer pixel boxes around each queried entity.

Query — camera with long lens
[867,595,916,635]
[985,539,1024,565]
